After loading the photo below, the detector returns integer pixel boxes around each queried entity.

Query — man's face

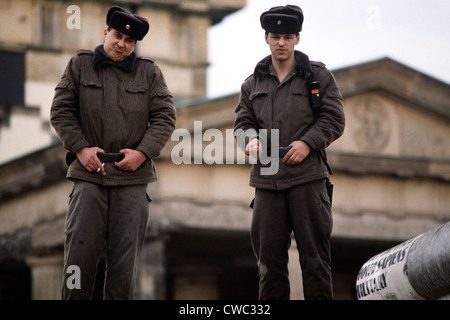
[103,28,136,61]
[265,32,300,62]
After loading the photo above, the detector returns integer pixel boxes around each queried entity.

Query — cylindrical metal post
[356,222,450,300]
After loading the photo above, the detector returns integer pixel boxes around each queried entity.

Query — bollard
[355,222,450,300]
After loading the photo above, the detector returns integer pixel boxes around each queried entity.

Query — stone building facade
[0,0,449,300]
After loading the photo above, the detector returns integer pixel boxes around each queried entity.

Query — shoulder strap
[77,49,93,55]
[306,80,321,123]
[306,71,333,175]
[137,56,155,63]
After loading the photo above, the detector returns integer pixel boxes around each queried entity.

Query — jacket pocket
[287,86,314,140]
[249,90,268,101]
[124,84,149,94]
[55,79,71,89]
[154,88,173,98]
[80,79,102,88]
[79,79,103,112]
[121,83,149,111]
[249,90,269,127]
[291,86,308,97]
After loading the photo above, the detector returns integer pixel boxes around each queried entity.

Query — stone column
[288,241,304,300]
[26,255,63,300]
[136,239,167,300]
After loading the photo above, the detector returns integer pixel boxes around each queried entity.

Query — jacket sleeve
[233,80,260,152]
[300,66,345,150]
[136,65,176,159]
[50,56,91,153]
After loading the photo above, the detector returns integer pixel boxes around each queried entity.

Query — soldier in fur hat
[234,5,345,300]
[51,6,176,299]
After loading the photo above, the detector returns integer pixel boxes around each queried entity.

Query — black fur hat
[106,6,149,41]
[260,5,304,34]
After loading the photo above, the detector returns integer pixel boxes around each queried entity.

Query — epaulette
[311,60,326,69]
[137,56,155,63]
[245,74,254,81]
[77,49,94,55]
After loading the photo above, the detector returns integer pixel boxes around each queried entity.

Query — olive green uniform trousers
[251,178,333,300]
[62,180,150,299]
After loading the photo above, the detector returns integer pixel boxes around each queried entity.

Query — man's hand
[114,149,147,171]
[76,147,106,176]
[282,140,311,165]
[245,138,262,159]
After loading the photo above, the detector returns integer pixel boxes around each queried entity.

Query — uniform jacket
[234,50,345,190]
[50,45,176,186]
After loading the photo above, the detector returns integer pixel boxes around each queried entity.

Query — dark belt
[97,153,125,162]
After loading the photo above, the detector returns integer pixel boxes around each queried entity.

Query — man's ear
[265,33,269,44]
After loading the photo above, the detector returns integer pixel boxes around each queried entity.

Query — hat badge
[277,20,282,25]
[126,24,130,30]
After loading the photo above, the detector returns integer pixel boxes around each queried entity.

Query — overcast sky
[206,0,450,98]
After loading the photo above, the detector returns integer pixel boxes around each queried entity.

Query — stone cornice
[328,151,450,181]
[132,0,246,25]
[334,57,450,120]
[0,141,67,202]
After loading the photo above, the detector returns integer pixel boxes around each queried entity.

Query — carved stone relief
[353,97,391,152]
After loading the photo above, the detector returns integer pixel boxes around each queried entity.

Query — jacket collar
[253,50,313,79]
[93,44,136,72]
